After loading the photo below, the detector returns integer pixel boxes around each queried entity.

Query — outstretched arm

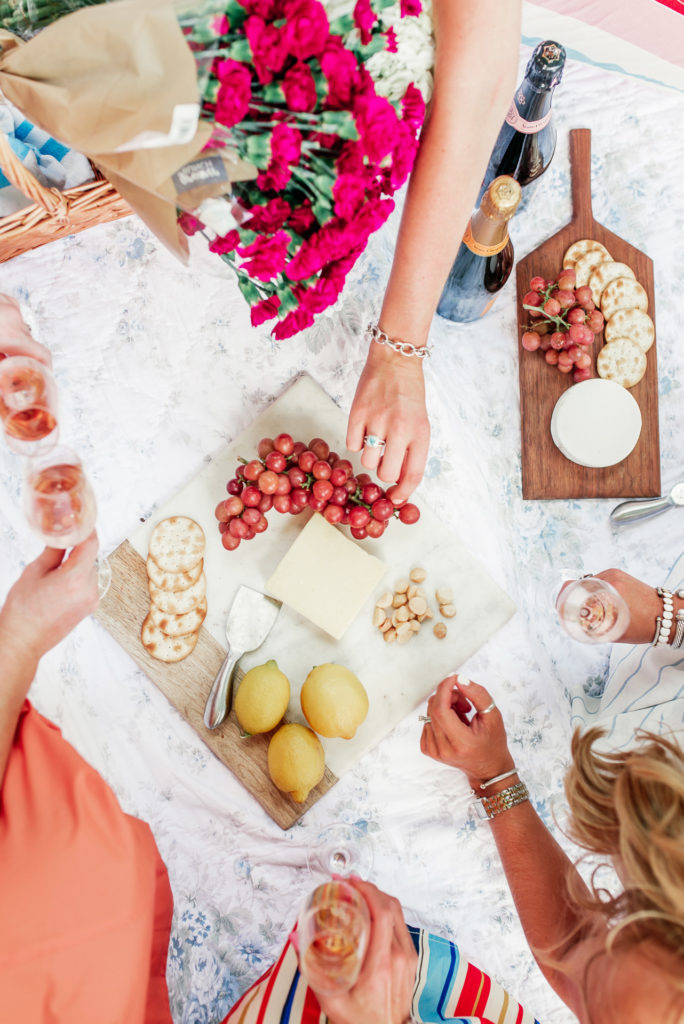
[421,676,594,1016]
[0,535,99,789]
[347,0,522,501]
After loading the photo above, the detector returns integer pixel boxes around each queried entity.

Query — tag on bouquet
[172,148,258,212]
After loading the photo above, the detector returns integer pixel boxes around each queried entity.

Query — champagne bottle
[436,176,521,324]
[481,41,565,198]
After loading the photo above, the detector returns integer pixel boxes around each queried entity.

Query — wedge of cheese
[267,514,386,639]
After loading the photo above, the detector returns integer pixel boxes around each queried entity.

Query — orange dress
[0,701,174,1023]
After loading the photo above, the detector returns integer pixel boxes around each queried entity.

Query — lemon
[234,659,290,735]
[267,723,325,803]
[301,663,369,739]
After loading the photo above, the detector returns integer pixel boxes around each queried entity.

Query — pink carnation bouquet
[178,0,427,337]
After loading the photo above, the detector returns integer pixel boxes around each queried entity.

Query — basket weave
[0,132,131,263]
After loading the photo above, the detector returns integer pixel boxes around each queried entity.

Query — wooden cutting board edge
[94,539,338,831]
[516,162,660,500]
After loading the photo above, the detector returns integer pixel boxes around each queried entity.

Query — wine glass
[296,879,371,996]
[306,823,374,882]
[0,356,59,455]
[555,576,630,644]
[24,444,111,597]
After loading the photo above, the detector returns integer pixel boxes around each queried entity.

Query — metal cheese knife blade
[610,481,684,525]
[203,586,281,731]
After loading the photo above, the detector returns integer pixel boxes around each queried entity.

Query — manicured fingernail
[331,872,344,880]
[459,677,473,686]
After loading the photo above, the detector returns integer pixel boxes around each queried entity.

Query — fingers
[449,677,495,716]
[374,432,408,484]
[430,676,471,734]
[346,402,366,454]
[384,434,430,504]
[28,546,66,577]
[360,428,388,472]
[61,530,99,573]
[2,333,52,367]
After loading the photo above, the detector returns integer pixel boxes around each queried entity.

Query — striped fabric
[221,926,539,1024]
[0,98,93,213]
[571,552,684,751]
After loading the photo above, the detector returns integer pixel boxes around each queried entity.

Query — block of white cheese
[266,513,386,639]
[550,378,642,468]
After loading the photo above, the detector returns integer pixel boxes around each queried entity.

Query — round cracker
[141,614,199,662]
[574,250,611,289]
[604,308,654,352]
[147,597,207,637]
[597,338,647,389]
[149,516,205,574]
[146,554,203,592]
[588,261,635,307]
[600,278,648,319]
[562,239,611,270]
[149,572,206,614]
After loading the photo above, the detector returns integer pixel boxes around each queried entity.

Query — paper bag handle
[0,131,70,221]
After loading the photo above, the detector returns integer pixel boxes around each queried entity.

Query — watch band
[474,781,530,820]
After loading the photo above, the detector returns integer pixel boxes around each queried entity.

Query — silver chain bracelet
[366,322,432,359]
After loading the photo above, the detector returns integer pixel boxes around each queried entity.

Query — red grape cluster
[214,433,420,551]
[521,269,604,384]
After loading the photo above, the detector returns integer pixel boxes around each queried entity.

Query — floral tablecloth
[1,45,683,1024]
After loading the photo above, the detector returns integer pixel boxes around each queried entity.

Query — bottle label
[505,101,552,135]
[463,223,509,257]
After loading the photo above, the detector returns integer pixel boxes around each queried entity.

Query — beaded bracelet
[652,587,674,646]
[367,322,433,359]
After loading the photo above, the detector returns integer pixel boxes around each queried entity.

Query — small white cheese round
[550,379,642,468]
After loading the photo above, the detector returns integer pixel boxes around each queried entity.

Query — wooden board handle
[569,128,593,229]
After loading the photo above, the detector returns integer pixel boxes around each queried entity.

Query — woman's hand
[420,675,514,788]
[347,341,429,504]
[559,569,675,645]
[0,532,100,670]
[0,294,51,366]
[313,879,417,1024]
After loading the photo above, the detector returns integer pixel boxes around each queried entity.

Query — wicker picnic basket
[0,131,131,264]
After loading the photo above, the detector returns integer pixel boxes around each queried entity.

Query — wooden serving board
[96,374,515,829]
[516,129,660,500]
[95,541,338,830]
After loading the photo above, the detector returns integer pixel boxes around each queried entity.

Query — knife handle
[610,495,671,524]
[204,645,242,730]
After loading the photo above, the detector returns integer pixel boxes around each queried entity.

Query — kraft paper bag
[0,0,215,260]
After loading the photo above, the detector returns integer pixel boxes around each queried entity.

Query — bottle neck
[506,78,555,134]
[465,209,510,256]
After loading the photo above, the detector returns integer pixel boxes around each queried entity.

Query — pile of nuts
[372,568,455,644]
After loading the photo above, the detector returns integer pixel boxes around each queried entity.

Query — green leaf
[228,38,253,63]
[312,198,334,224]
[327,14,354,35]
[236,274,264,305]
[309,65,329,106]
[244,134,272,167]
[274,285,300,317]
[318,110,359,140]
[262,82,285,104]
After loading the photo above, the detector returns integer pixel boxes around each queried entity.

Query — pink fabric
[529,0,684,69]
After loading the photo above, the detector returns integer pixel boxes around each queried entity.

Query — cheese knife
[610,481,684,525]
[203,585,281,730]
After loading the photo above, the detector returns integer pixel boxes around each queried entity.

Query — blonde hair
[563,727,684,988]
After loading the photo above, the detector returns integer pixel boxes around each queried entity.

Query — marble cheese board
[96,373,516,828]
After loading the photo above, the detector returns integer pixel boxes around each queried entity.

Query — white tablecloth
[1,47,683,1024]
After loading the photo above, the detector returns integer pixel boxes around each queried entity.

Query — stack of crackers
[141,516,207,663]
[563,239,654,389]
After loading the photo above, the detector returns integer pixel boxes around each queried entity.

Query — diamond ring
[363,434,386,451]
[418,715,432,723]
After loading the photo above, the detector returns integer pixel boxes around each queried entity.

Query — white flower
[321,0,436,104]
